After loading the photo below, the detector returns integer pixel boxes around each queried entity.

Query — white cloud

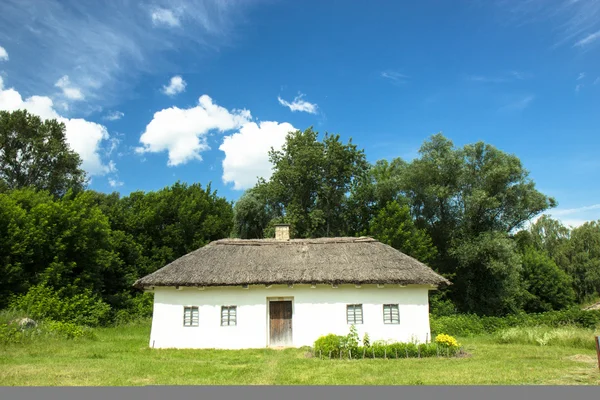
[496,1,600,49]
[0,76,113,176]
[574,30,600,47]
[552,204,600,217]
[594,77,600,85]
[162,75,186,96]
[104,111,124,121]
[151,8,181,27]
[137,94,251,166]
[575,83,583,92]
[467,71,531,83]
[0,0,256,106]
[380,70,409,85]
[577,72,586,80]
[529,204,600,229]
[500,94,535,111]
[108,178,124,188]
[277,93,318,114]
[0,45,8,61]
[220,121,295,190]
[54,75,84,100]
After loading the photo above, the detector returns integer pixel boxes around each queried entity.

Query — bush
[9,284,110,327]
[314,334,346,358]
[430,308,600,337]
[44,320,95,340]
[313,327,460,359]
[0,319,95,344]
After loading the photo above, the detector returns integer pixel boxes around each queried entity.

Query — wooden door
[269,301,292,347]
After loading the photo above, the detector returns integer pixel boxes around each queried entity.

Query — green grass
[1,322,599,385]
[495,326,600,350]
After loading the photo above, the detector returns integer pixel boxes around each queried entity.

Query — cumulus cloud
[137,94,251,166]
[277,93,318,114]
[108,178,124,188]
[103,111,124,121]
[0,76,113,176]
[219,121,296,190]
[54,75,84,100]
[151,8,181,27]
[162,75,186,96]
[0,45,7,61]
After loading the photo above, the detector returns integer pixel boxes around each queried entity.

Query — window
[383,304,399,324]
[221,306,237,326]
[346,304,363,325]
[183,306,199,327]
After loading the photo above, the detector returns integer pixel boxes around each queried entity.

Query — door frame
[266,296,294,347]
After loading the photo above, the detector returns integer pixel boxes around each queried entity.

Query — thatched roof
[133,237,451,289]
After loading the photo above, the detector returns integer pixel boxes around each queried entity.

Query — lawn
[1,323,599,385]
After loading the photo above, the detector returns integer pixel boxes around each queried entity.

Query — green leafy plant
[362,332,370,348]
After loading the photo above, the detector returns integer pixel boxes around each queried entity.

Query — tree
[450,232,525,316]
[232,188,273,239]
[564,221,600,303]
[346,158,408,236]
[528,215,571,267]
[402,134,555,263]
[256,127,369,238]
[520,246,576,312]
[0,110,86,196]
[369,201,437,263]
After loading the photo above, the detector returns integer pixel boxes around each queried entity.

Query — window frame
[220,305,237,326]
[346,304,363,325]
[183,306,199,327]
[383,304,400,325]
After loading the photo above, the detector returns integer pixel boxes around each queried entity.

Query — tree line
[1,109,599,324]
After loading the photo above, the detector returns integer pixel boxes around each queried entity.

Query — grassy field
[1,323,599,385]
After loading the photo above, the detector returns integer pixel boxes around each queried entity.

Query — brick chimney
[275,224,290,241]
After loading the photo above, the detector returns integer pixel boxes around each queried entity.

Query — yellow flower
[435,333,460,348]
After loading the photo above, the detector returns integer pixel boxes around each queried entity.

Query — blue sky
[0,0,599,227]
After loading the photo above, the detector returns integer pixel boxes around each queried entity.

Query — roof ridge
[212,236,377,246]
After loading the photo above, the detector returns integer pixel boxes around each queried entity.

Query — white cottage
[133,224,450,349]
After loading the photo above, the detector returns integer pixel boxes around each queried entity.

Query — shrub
[314,334,345,358]
[44,320,95,340]
[313,328,459,359]
[430,308,600,337]
[9,284,110,327]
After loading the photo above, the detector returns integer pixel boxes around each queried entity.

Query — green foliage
[431,308,600,337]
[495,326,599,350]
[521,246,576,312]
[362,332,370,347]
[0,109,86,197]
[369,201,437,263]
[313,334,346,358]
[564,221,600,303]
[429,292,457,317]
[255,127,369,238]
[450,232,525,315]
[9,284,110,327]
[43,320,95,340]
[0,319,95,344]
[314,335,456,359]
[232,188,273,239]
[0,181,232,323]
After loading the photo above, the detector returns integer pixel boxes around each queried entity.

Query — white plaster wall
[148,284,432,349]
